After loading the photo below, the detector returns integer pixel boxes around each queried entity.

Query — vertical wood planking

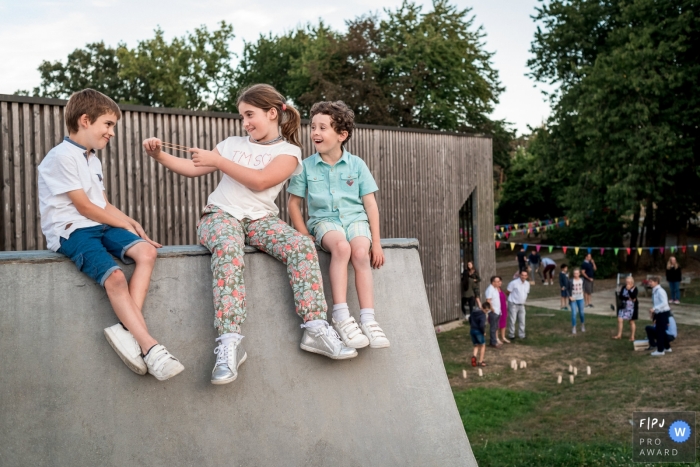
[0,102,10,250]
[11,103,22,250]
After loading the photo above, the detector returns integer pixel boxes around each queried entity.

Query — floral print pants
[197,205,328,335]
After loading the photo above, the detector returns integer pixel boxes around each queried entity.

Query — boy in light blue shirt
[288,101,390,350]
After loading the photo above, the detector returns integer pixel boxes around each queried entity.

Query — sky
[0,0,551,135]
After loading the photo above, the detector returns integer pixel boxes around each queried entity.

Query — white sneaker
[143,344,185,381]
[332,316,370,349]
[104,323,147,375]
[572,326,577,335]
[360,321,390,348]
[581,324,586,332]
[665,348,672,353]
[650,350,665,356]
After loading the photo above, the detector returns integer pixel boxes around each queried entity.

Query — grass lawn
[438,308,700,466]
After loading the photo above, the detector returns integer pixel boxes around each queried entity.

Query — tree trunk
[628,204,641,271]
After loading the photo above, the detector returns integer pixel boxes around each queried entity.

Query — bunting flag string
[494,220,568,239]
[496,241,699,257]
[495,216,568,233]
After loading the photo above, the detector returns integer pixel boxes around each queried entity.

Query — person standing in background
[666,256,682,304]
[506,270,531,340]
[484,276,503,348]
[570,268,586,335]
[461,261,481,318]
[648,276,671,356]
[516,247,528,274]
[559,264,571,310]
[581,253,597,308]
[612,276,638,341]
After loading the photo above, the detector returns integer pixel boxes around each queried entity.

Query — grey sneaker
[104,323,147,375]
[143,344,184,381]
[211,336,247,385]
[300,322,358,360]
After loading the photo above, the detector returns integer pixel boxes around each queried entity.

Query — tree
[526,0,700,261]
[26,22,237,110]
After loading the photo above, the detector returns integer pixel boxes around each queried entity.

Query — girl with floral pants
[197,205,327,334]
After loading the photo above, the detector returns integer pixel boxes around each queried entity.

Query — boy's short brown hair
[309,101,355,148]
[65,89,121,133]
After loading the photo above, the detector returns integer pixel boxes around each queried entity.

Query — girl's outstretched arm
[363,193,384,269]
[143,138,217,178]
[189,147,298,191]
[288,194,314,240]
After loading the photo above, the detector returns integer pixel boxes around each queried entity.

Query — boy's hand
[191,148,220,168]
[371,244,385,269]
[133,222,162,248]
[143,138,162,158]
[305,234,316,243]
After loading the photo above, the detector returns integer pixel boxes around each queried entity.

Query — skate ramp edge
[0,239,477,467]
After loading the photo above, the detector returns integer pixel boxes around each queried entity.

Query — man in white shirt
[648,276,672,356]
[506,270,531,339]
[484,276,503,348]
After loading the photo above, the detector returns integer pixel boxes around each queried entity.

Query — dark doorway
[459,193,475,272]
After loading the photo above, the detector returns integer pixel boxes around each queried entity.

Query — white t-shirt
[207,136,302,220]
[571,278,584,300]
[507,278,531,304]
[484,284,501,315]
[38,138,106,251]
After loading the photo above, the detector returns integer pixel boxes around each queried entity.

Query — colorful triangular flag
[575,247,580,254]
[510,242,515,251]
[523,244,529,250]
[626,248,631,255]
[600,248,605,255]
[637,247,643,255]
[496,241,501,249]
[649,247,654,254]
[587,248,592,255]
[660,247,665,254]
[548,245,553,253]
[614,248,619,255]
[694,245,698,252]
[563,246,568,253]
[671,246,676,253]
[536,245,541,252]
[682,246,687,254]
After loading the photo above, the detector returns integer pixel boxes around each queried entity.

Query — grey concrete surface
[0,239,476,467]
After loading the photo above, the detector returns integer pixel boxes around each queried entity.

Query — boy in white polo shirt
[37,89,183,381]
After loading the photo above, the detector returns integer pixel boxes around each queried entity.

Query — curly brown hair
[309,101,355,148]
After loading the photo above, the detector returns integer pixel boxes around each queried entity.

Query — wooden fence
[0,94,495,324]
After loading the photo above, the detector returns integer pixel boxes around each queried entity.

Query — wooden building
[0,94,495,324]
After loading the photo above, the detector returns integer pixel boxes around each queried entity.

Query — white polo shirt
[507,278,531,305]
[484,284,501,315]
[38,137,106,251]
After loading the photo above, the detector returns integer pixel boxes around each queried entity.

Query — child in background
[38,89,183,381]
[570,268,586,334]
[144,84,357,386]
[559,264,571,310]
[470,302,491,367]
[288,101,389,349]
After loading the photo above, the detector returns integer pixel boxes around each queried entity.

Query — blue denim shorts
[470,329,485,345]
[58,225,144,287]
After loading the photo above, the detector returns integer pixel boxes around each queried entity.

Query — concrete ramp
[0,239,476,467]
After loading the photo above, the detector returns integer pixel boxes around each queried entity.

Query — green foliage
[523,0,700,249]
[231,0,507,135]
[28,22,236,110]
[496,128,566,224]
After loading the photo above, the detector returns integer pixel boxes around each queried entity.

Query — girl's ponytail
[280,104,301,148]
[236,84,302,148]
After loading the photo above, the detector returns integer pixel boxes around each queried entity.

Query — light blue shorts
[312,220,372,252]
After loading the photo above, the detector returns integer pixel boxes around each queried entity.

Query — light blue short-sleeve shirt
[287,150,378,232]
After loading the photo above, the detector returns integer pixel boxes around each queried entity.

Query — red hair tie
[282,103,287,111]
